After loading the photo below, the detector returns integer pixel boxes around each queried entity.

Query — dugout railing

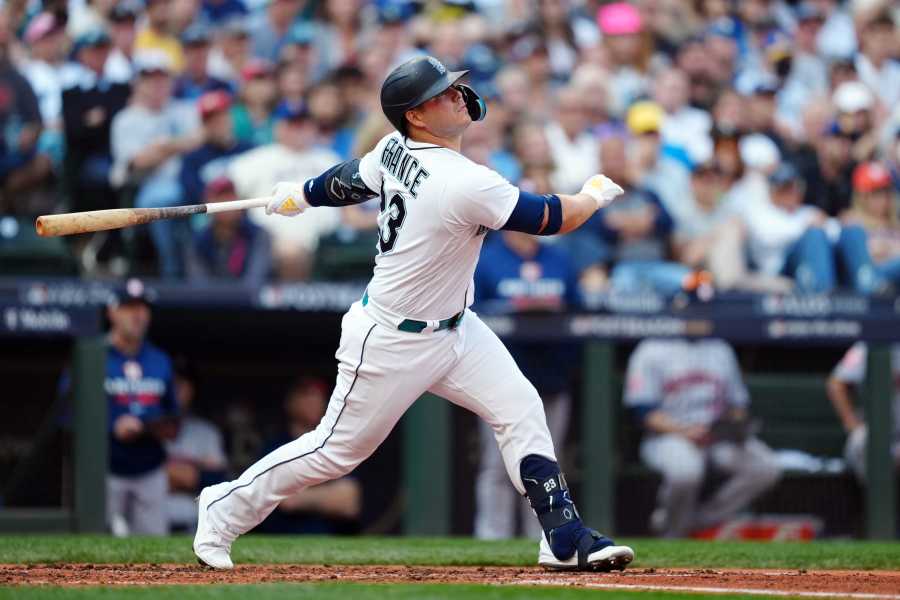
[0,279,896,538]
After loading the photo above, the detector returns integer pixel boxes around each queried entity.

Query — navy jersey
[106,341,178,477]
[475,235,580,395]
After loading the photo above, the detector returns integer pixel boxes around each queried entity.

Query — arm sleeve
[445,164,519,230]
[624,342,662,409]
[304,158,378,207]
[832,343,867,384]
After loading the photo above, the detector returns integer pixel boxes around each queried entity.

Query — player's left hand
[580,174,625,208]
[266,181,310,217]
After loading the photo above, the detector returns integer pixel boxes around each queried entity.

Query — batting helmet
[380,55,486,135]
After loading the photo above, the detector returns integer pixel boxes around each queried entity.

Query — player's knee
[666,464,704,490]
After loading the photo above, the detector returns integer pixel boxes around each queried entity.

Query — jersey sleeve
[721,342,749,408]
[356,134,391,193]
[444,163,519,230]
[624,342,662,408]
[832,342,867,384]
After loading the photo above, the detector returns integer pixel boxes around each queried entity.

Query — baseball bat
[35,197,271,237]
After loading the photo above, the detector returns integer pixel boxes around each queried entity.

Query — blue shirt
[106,341,178,477]
[475,235,580,395]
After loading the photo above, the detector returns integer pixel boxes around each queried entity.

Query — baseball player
[625,338,781,538]
[193,55,634,571]
[826,343,900,481]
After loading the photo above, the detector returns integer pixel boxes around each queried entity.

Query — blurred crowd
[0,0,899,296]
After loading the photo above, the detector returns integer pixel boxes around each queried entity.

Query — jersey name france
[357,133,519,320]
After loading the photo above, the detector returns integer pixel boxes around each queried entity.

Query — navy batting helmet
[380,55,486,135]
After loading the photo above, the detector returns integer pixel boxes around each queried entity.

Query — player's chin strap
[521,455,609,568]
[456,84,486,123]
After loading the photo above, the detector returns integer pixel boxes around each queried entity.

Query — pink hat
[597,2,642,36]
[24,13,60,46]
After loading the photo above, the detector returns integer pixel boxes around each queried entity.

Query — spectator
[135,0,186,73]
[836,162,900,295]
[200,0,249,26]
[625,338,781,538]
[173,24,232,102]
[314,0,368,76]
[473,231,579,539]
[105,0,141,83]
[853,10,899,112]
[799,121,855,217]
[597,2,652,117]
[543,86,597,194]
[229,104,341,280]
[735,162,835,293]
[0,8,46,215]
[832,80,879,164]
[231,59,278,147]
[180,90,252,206]
[249,0,304,64]
[826,342,900,482]
[814,0,856,61]
[778,3,828,136]
[208,18,253,86]
[307,78,354,160]
[256,377,361,534]
[104,279,178,536]
[61,26,130,267]
[593,133,688,295]
[165,357,228,532]
[570,64,618,137]
[21,12,68,128]
[186,175,273,285]
[528,0,598,81]
[653,67,712,162]
[627,101,693,226]
[110,51,203,278]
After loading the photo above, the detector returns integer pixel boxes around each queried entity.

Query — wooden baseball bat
[35,197,271,237]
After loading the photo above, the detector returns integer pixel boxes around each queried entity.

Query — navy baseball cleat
[537,530,634,571]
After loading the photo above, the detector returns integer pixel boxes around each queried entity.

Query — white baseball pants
[202,299,557,539]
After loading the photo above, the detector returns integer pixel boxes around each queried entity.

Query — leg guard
[521,455,614,566]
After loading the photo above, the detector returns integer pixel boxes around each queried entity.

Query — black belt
[362,292,464,333]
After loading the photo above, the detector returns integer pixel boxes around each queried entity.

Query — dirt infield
[4,564,900,596]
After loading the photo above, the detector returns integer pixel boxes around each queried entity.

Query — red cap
[241,59,274,81]
[205,175,236,198]
[198,90,232,120]
[853,162,892,192]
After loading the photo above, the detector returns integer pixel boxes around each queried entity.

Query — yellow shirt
[134,27,185,73]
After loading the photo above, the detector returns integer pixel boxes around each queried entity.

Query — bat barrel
[35,206,207,237]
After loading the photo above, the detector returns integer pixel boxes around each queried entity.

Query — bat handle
[205,197,270,214]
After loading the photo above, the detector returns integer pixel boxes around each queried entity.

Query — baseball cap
[768,162,800,186]
[795,2,825,22]
[198,90,232,120]
[377,4,411,25]
[739,133,780,170]
[205,175,237,199]
[73,28,112,54]
[597,2,642,35]
[273,102,310,122]
[833,81,874,113]
[24,12,62,45]
[852,162,892,192]
[285,23,315,46]
[110,0,142,22]
[108,278,155,308]
[181,23,212,46]
[134,50,174,75]
[626,101,663,135]
[241,59,274,81]
[220,17,250,38]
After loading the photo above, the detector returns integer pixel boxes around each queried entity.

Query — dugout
[0,278,897,539]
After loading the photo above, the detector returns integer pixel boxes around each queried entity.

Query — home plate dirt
[4,564,900,597]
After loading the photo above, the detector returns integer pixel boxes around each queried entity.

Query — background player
[193,55,632,572]
[624,338,781,538]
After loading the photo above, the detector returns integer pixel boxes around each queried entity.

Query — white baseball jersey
[357,133,519,320]
[625,338,748,428]
[831,342,900,437]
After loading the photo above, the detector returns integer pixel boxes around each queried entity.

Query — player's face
[108,302,151,343]
[408,85,470,138]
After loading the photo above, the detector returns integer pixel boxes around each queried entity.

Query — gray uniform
[625,338,781,537]
[830,342,900,481]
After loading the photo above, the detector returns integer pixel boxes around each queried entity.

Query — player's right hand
[113,414,144,442]
[266,181,310,217]
[580,174,625,208]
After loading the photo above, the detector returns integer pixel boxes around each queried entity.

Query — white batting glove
[580,174,625,209]
[266,181,310,217]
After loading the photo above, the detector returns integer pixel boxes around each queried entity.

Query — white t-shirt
[740,198,819,276]
[357,133,519,320]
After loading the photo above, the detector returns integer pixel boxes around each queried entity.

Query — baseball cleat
[538,531,634,572]
[193,487,234,570]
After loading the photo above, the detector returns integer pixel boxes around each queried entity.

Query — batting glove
[580,174,625,209]
[266,181,310,217]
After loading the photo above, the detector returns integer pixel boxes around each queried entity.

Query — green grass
[0,584,817,600]
[1,535,899,570]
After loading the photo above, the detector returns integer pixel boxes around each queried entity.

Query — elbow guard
[306,159,378,207]
[502,191,562,235]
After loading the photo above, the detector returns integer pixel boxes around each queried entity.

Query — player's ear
[405,107,426,131]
